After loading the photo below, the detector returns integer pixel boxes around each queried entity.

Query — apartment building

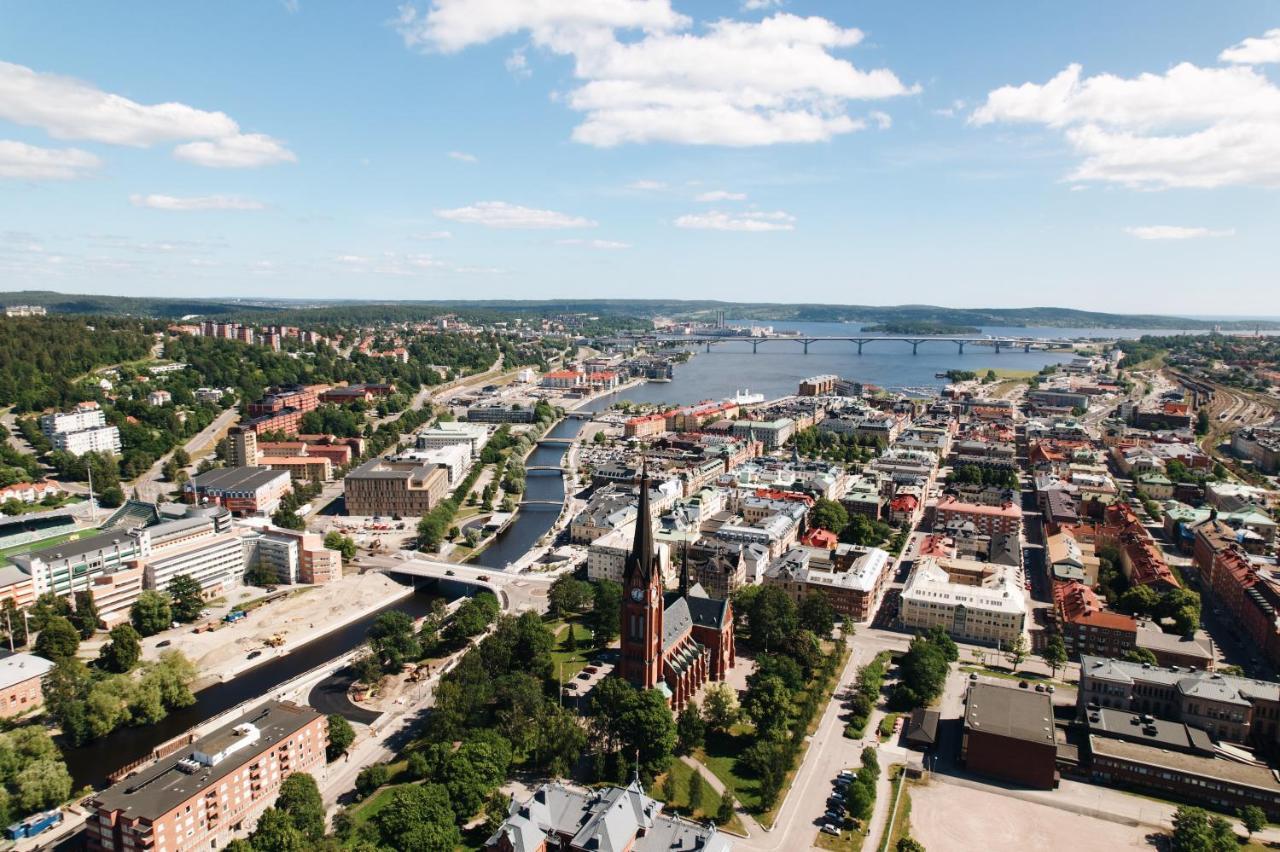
[246,385,319,418]
[226,426,258,467]
[242,525,342,585]
[343,459,450,517]
[900,555,1027,647]
[763,545,892,622]
[86,702,327,852]
[934,496,1021,539]
[141,523,246,598]
[40,401,121,457]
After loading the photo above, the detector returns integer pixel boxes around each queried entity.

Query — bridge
[366,554,555,613]
[519,499,564,507]
[563,411,593,421]
[623,333,1076,355]
[526,465,571,473]
[537,437,575,446]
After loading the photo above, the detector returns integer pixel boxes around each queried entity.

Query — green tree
[742,676,792,738]
[897,838,926,852]
[1041,634,1068,678]
[248,807,308,852]
[167,575,205,623]
[371,783,459,852]
[587,580,622,645]
[798,590,836,638]
[69,591,100,639]
[548,575,593,618]
[1240,805,1267,839]
[1005,634,1028,671]
[368,610,422,671]
[326,713,355,761]
[676,700,706,756]
[716,786,736,825]
[809,498,849,534]
[355,763,390,798]
[687,769,704,814]
[1,598,26,648]
[33,615,79,662]
[324,531,358,561]
[14,758,72,812]
[131,590,172,637]
[662,771,678,806]
[1170,805,1238,852]
[276,772,325,841]
[747,586,799,653]
[701,682,740,734]
[98,623,142,673]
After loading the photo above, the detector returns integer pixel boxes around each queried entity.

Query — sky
[1,1,1279,315]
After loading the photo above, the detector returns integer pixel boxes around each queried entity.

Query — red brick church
[619,466,735,708]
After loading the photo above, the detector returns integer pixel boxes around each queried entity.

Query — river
[62,584,448,789]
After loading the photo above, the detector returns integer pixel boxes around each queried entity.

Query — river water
[63,585,446,789]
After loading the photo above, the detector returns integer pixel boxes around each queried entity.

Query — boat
[732,389,765,405]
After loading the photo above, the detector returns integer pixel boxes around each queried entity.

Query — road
[130,406,240,502]
[358,552,555,614]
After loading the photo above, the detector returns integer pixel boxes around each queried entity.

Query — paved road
[359,553,555,614]
[131,406,239,502]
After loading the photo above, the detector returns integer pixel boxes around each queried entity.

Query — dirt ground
[910,780,1157,852]
[152,572,412,688]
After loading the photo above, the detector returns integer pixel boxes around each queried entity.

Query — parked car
[247,650,262,660]
[445,569,455,576]
[821,824,842,837]
[477,574,490,581]
[1019,680,1029,689]
[969,672,979,681]
[1035,684,1046,692]
[156,639,171,648]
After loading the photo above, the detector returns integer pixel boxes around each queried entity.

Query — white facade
[415,422,490,458]
[144,533,246,595]
[40,402,106,436]
[391,443,470,485]
[50,424,122,456]
[900,555,1026,647]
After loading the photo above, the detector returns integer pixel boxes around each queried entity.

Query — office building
[415,422,490,458]
[961,682,1058,789]
[900,555,1027,647]
[183,468,293,516]
[86,702,327,852]
[344,458,450,517]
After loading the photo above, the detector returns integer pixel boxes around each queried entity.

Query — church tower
[620,463,663,690]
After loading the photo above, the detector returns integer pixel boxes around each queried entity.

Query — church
[619,466,735,709]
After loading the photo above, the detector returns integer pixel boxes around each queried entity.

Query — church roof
[664,590,731,633]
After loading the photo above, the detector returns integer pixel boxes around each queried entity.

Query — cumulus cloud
[695,190,747,202]
[0,140,100,179]
[436,200,597,228]
[742,0,783,9]
[0,60,295,167]
[970,46,1280,189]
[870,110,892,129]
[397,3,915,146]
[674,209,794,231]
[1125,225,1235,240]
[1220,29,1280,65]
[129,193,265,211]
[447,150,478,162]
[556,238,631,248]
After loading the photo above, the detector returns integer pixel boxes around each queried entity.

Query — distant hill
[0,291,1268,330]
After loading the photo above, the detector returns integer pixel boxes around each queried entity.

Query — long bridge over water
[623,333,1077,355]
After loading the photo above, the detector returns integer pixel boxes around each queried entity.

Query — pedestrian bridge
[624,333,1076,355]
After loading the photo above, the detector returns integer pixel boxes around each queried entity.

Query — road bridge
[622,333,1076,355]
[537,437,575,445]
[365,554,555,613]
[525,466,570,473]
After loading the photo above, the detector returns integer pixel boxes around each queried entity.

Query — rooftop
[0,652,54,690]
[188,466,290,493]
[1090,735,1280,792]
[964,682,1055,745]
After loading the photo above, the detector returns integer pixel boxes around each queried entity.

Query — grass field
[0,528,86,559]
[649,759,746,835]
[885,766,919,852]
[547,617,595,682]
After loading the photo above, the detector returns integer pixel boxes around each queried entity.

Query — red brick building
[1052,581,1137,660]
[934,496,1021,538]
[962,682,1058,789]
[0,653,53,719]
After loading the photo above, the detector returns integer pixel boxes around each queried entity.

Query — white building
[415,422,490,458]
[587,522,673,586]
[391,443,470,486]
[40,401,121,457]
[900,555,1027,647]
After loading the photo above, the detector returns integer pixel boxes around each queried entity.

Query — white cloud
[447,150,478,163]
[695,189,747,202]
[556,238,631,249]
[1220,29,1280,65]
[436,200,597,228]
[0,140,100,179]
[0,60,295,168]
[505,49,531,78]
[627,179,668,190]
[971,52,1280,189]
[870,110,892,129]
[932,98,966,118]
[399,5,916,146]
[674,209,795,231]
[415,230,454,240]
[129,193,265,211]
[282,0,300,11]
[742,0,783,9]
[173,133,296,168]
[1125,225,1235,240]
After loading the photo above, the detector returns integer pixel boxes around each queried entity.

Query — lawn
[877,713,900,742]
[0,528,85,559]
[884,766,919,852]
[960,664,1070,687]
[648,759,746,835]
[694,725,759,811]
[547,618,595,682]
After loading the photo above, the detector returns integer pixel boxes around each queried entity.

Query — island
[860,321,983,335]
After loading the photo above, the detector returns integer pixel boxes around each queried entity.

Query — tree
[809,498,849,535]
[676,700,706,755]
[1116,584,1160,617]
[548,575,593,618]
[687,770,704,814]
[1041,635,1068,678]
[1170,805,1238,852]
[1005,634,1028,671]
[168,575,205,623]
[131,590,172,637]
[798,590,836,638]
[69,591,99,639]
[371,782,459,852]
[14,758,72,812]
[1123,647,1158,665]
[897,839,926,852]
[368,610,421,671]
[1,599,26,648]
[34,615,79,662]
[716,786,736,825]
[701,682,740,734]
[746,586,799,653]
[742,676,792,738]
[355,763,390,798]
[248,807,308,852]
[98,623,141,673]
[662,771,678,806]
[587,580,621,645]
[324,531,358,561]
[1240,805,1267,839]
[327,713,355,761]
[275,772,325,841]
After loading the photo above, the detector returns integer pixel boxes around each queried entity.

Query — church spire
[679,541,690,597]
[624,456,656,587]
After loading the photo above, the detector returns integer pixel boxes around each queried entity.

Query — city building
[241,525,342,585]
[183,467,293,516]
[0,480,61,505]
[146,390,172,406]
[799,374,838,396]
[226,426,258,467]
[343,458,450,517]
[763,545,892,622]
[416,422,490,458]
[900,555,1027,647]
[317,383,396,405]
[1052,581,1137,660]
[730,418,795,450]
[257,455,333,483]
[933,496,1021,538]
[961,682,1058,789]
[486,779,733,852]
[139,516,246,598]
[391,443,470,485]
[246,385,319,418]
[619,468,735,709]
[0,652,54,718]
[85,701,327,852]
[11,531,146,601]
[3,305,46,317]
[39,401,121,457]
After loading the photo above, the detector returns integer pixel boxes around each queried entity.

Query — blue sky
[1,0,1278,315]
